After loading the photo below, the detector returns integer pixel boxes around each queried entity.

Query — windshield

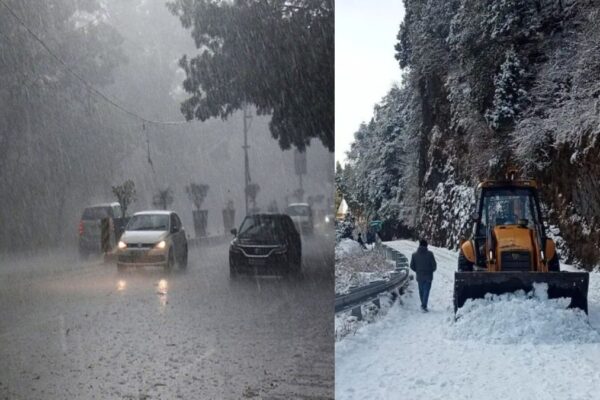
[479,188,539,234]
[286,205,310,217]
[238,216,284,241]
[126,214,169,231]
[82,207,111,220]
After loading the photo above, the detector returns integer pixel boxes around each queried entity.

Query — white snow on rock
[336,240,600,400]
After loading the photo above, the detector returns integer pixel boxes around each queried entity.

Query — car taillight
[79,221,84,235]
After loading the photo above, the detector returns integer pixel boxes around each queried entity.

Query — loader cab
[477,187,542,233]
[472,185,546,267]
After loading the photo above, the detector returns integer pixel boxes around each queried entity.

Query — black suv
[229,214,301,276]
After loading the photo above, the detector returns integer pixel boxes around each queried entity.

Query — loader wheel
[458,252,474,272]
[548,252,560,272]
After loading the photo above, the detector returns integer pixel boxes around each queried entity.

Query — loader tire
[458,252,474,272]
[548,252,560,272]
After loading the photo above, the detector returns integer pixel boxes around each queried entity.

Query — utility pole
[294,148,306,202]
[243,105,252,215]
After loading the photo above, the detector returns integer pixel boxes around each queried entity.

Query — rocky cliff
[340,0,600,268]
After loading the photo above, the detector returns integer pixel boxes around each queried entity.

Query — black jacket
[410,246,437,282]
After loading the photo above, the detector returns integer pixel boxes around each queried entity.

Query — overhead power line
[0,0,190,126]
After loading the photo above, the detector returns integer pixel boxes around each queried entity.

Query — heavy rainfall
[0,1,334,399]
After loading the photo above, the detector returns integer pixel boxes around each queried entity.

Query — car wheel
[179,244,188,270]
[229,262,238,278]
[165,249,174,273]
[289,247,302,276]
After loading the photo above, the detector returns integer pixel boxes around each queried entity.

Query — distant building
[336,198,348,221]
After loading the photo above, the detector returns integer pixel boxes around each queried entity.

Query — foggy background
[0,0,333,253]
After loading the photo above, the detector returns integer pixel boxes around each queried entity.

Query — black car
[229,214,301,276]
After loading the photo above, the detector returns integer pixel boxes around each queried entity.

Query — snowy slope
[336,240,600,400]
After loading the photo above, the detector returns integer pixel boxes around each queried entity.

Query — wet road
[0,232,334,399]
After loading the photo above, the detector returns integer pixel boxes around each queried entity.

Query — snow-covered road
[0,234,334,399]
[336,240,600,400]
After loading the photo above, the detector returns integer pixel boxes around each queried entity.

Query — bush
[336,214,355,242]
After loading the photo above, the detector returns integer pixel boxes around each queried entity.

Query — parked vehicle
[78,202,122,258]
[229,213,301,276]
[116,210,188,273]
[286,203,313,234]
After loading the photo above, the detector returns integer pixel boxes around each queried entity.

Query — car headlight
[156,240,166,249]
[273,244,288,254]
[118,241,127,250]
[230,240,242,253]
[325,215,330,223]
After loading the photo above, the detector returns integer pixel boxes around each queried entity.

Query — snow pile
[451,283,600,344]
[335,241,395,295]
[335,293,395,341]
[335,238,363,260]
[335,243,403,338]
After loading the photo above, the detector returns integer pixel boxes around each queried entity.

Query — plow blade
[454,271,589,314]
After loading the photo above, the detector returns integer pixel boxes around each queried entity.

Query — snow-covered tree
[335,213,355,243]
[344,0,600,266]
[485,48,530,130]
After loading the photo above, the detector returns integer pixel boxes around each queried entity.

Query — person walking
[356,232,367,249]
[410,239,437,312]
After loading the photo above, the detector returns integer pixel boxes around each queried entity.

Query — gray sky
[335,1,405,165]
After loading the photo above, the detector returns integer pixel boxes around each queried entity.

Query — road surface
[336,240,600,400]
[0,232,334,399]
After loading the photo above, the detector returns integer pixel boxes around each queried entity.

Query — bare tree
[112,180,137,218]
[185,183,209,210]
[153,187,174,210]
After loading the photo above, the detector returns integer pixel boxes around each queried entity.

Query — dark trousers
[418,280,432,308]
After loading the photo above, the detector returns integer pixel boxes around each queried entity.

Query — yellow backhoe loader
[454,172,588,313]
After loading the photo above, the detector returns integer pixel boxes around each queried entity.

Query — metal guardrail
[335,244,411,316]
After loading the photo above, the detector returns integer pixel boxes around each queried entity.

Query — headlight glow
[156,240,166,249]
[118,241,127,250]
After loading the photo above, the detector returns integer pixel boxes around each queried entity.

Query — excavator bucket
[454,271,589,314]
